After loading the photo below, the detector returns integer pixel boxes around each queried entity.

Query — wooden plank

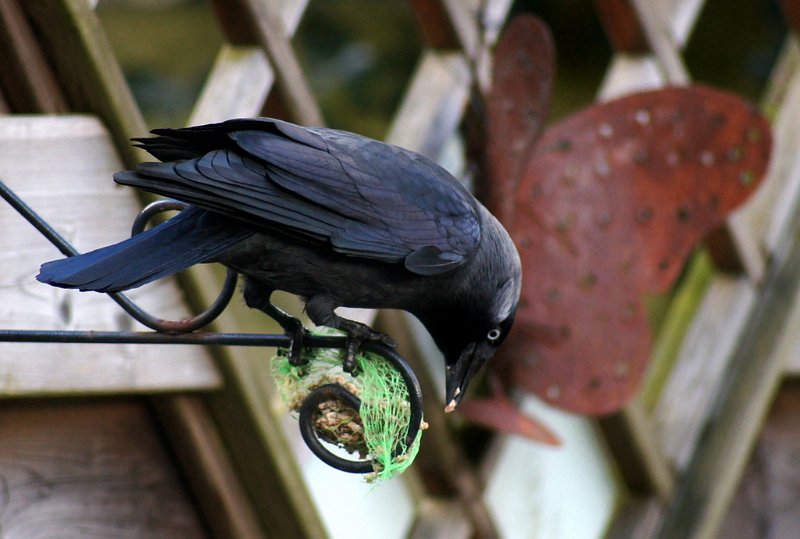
[386,51,470,158]
[598,54,666,99]
[409,499,472,539]
[0,0,68,113]
[151,396,264,539]
[630,0,690,83]
[605,498,665,539]
[743,40,800,257]
[598,401,674,499]
[597,0,704,98]
[408,0,511,93]
[0,115,221,395]
[661,0,706,45]
[191,0,308,125]
[0,398,206,537]
[651,276,756,468]
[21,0,148,167]
[439,0,487,89]
[191,46,276,125]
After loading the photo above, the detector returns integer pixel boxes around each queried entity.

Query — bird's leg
[243,278,307,366]
[305,296,395,374]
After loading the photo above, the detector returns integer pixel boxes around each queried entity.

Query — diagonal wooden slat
[630,0,690,84]
[193,0,309,125]
[21,0,147,167]
[386,51,470,158]
[151,396,264,539]
[238,0,324,126]
[0,0,68,113]
[657,198,800,539]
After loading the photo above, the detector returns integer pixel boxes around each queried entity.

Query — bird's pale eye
[487,328,502,343]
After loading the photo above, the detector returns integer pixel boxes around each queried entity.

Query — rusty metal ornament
[485,14,555,225]
[482,15,772,419]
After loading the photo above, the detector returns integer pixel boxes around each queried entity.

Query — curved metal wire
[0,181,237,333]
[127,199,239,332]
[0,180,425,475]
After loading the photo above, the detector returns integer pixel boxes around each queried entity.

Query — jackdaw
[36,118,521,410]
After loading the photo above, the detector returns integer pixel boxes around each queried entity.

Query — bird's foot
[243,282,309,366]
[265,306,308,366]
[284,320,310,367]
[335,319,396,375]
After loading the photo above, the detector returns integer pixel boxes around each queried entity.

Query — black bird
[37,118,521,410]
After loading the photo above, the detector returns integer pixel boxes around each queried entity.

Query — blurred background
[97,0,784,132]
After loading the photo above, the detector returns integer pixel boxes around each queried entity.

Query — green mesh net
[271,326,424,482]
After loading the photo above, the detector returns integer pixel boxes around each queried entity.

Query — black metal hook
[0,179,425,475]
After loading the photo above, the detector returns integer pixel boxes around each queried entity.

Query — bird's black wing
[115,118,481,275]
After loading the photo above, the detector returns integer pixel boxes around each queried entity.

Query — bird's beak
[444,342,489,413]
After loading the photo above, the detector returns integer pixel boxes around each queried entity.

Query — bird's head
[421,235,521,411]
[443,304,517,412]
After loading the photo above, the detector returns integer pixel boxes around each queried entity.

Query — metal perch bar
[0,178,424,474]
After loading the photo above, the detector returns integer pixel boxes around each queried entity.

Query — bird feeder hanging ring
[299,383,374,473]
[293,341,424,475]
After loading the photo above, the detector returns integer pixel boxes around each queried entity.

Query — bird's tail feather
[37,206,251,293]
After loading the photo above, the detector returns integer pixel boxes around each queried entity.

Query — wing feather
[117,118,482,273]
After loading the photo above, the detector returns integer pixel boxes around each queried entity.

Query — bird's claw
[373,332,397,348]
[335,320,396,375]
[287,327,310,366]
[343,338,361,375]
